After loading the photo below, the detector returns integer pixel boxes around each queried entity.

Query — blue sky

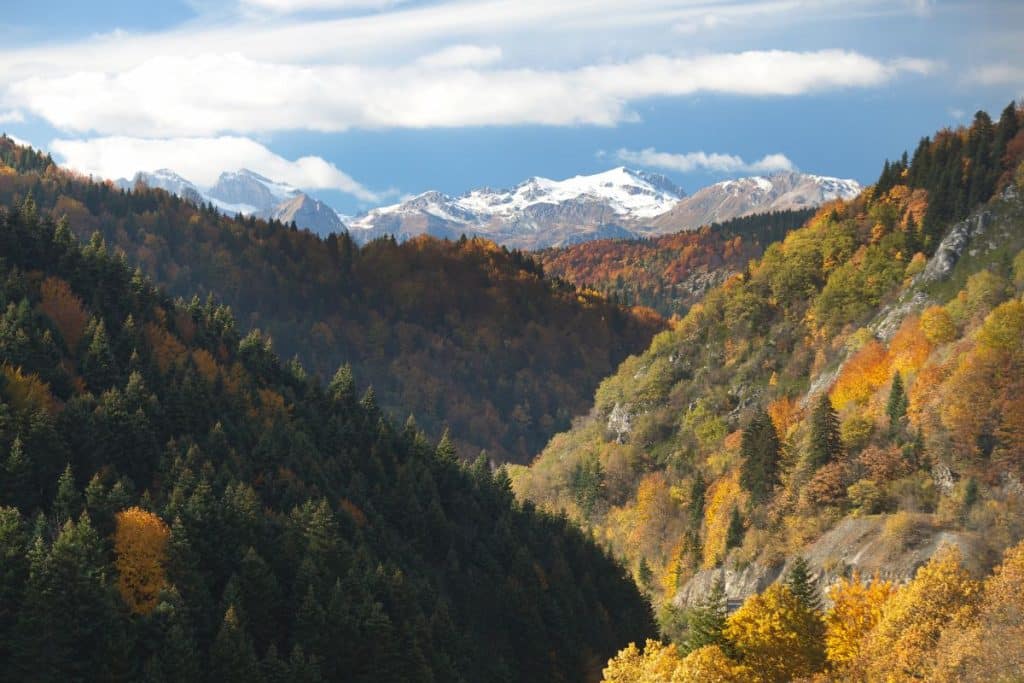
[1,0,1022,213]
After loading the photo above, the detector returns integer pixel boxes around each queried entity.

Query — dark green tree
[739,409,781,502]
[886,371,908,436]
[808,393,843,469]
[683,577,730,655]
[210,605,263,683]
[725,506,744,551]
[785,557,822,612]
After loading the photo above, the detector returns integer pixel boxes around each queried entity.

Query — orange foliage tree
[37,276,89,349]
[114,506,171,614]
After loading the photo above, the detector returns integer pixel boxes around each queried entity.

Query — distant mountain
[118,168,345,235]
[207,168,300,215]
[117,168,205,205]
[645,171,862,234]
[347,167,685,249]
[270,192,345,235]
[115,165,860,249]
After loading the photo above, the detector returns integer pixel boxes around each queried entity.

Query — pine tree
[436,429,458,464]
[886,371,908,437]
[786,557,822,612]
[2,437,31,509]
[808,393,843,469]
[740,409,781,502]
[327,364,355,403]
[210,606,263,683]
[53,463,81,528]
[725,506,744,550]
[684,577,730,655]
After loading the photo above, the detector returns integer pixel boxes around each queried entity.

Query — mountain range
[119,165,861,249]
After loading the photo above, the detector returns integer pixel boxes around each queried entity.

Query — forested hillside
[0,198,656,682]
[0,138,664,463]
[513,103,1024,681]
[539,209,814,316]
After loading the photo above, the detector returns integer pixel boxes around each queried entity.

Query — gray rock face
[675,515,986,610]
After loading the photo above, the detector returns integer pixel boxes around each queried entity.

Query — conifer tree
[740,409,781,502]
[808,393,843,469]
[210,605,263,683]
[684,577,730,655]
[725,506,744,551]
[786,557,822,612]
[886,371,908,436]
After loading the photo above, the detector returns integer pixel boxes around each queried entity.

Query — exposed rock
[606,402,632,444]
[675,514,986,609]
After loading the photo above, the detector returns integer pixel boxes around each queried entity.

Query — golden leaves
[114,507,170,615]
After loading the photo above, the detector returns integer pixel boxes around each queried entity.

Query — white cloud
[240,0,405,11]
[615,147,795,174]
[5,49,933,137]
[50,135,380,201]
[0,110,23,124]
[416,44,502,69]
[969,63,1024,86]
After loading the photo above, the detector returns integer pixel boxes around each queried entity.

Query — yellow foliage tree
[703,470,744,569]
[601,640,750,683]
[824,571,896,670]
[723,583,825,682]
[919,305,956,344]
[114,506,171,615]
[861,544,981,681]
[932,539,1024,682]
[886,316,932,376]
[601,639,683,683]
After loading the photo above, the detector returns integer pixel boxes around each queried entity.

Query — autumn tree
[723,583,826,682]
[824,571,895,670]
[862,545,981,681]
[114,506,171,614]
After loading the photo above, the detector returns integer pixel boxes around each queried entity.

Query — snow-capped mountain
[116,165,863,249]
[347,167,685,249]
[117,169,205,206]
[644,171,862,234]
[207,169,300,216]
[118,168,344,236]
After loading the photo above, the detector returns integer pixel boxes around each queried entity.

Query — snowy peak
[208,169,301,214]
[119,169,204,205]
[348,167,686,248]
[455,166,684,219]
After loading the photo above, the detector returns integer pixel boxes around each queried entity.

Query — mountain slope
[645,171,861,234]
[0,136,665,464]
[0,196,656,681]
[512,104,1024,651]
[539,208,816,316]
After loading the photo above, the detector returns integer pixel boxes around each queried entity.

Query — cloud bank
[616,147,796,174]
[5,50,934,137]
[50,136,380,201]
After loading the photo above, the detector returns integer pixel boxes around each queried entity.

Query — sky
[0,0,1022,214]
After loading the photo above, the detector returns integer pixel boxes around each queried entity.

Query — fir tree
[210,606,263,683]
[739,409,782,502]
[886,371,908,436]
[808,393,843,469]
[786,557,822,612]
[684,577,730,655]
[725,506,744,550]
